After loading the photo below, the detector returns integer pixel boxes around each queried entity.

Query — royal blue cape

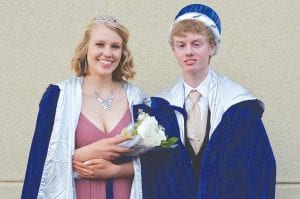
[22,86,276,199]
[134,97,276,199]
[22,85,60,199]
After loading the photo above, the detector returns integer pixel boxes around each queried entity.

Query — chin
[183,66,197,72]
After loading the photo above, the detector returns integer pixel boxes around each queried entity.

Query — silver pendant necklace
[95,91,114,111]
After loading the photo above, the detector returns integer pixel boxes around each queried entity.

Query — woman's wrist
[112,164,122,178]
[73,146,94,161]
[112,162,134,178]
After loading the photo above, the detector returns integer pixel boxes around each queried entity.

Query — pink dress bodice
[75,109,132,199]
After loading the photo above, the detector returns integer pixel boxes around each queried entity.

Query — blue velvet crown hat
[171,4,222,52]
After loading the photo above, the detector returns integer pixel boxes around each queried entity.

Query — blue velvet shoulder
[133,97,186,138]
[134,97,196,199]
[21,84,60,199]
[199,100,276,199]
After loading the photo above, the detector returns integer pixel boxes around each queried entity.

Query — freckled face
[87,25,123,78]
[172,33,215,76]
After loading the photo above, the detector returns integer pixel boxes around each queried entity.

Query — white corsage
[119,109,178,156]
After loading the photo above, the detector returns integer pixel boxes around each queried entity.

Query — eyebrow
[192,39,203,43]
[174,39,203,43]
[174,41,185,43]
[94,40,122,44]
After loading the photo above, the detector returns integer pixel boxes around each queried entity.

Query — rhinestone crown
[96,15,119,24]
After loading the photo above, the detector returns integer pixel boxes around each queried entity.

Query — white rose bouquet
[118,109,179,157]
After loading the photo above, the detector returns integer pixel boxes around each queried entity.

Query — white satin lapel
[207,69,257,139]
[37,76,82,199]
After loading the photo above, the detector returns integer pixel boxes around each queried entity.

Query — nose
[184,45,194,56]
[103,46,113,57]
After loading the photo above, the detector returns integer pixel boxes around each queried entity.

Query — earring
[82,56,88,74]
[85,56,88,69]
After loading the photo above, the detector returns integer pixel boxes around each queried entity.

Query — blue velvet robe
[22,85,60,199]
[22,84,276,198]
[198,99,276,199]
[136,97,276,199]
[133,97,197,199]
[21,80,147,199]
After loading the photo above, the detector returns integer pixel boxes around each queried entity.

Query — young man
[155,3,276,198]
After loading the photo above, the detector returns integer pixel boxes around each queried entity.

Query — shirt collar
[184,73,211,100]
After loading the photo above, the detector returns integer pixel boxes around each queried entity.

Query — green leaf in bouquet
[160,137,179,148]
[131,129,138,136]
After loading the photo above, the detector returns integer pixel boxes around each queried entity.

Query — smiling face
[172,32,215,77]
[86,24,123,79]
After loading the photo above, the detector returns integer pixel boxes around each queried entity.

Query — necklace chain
[95,91,114,111]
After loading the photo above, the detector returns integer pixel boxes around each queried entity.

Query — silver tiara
[96,15,119,24]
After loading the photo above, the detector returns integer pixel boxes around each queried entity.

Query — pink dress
[75,110,132,199]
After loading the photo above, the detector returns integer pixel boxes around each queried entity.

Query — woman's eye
[112,44,121,49]
[96,43,104,47]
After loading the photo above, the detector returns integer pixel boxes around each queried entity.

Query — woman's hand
[74,136,132,161]
[72,159,133,179]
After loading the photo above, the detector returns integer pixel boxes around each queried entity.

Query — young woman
[22,15,147,199]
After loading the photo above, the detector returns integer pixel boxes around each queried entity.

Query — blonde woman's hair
[71,16,135,81]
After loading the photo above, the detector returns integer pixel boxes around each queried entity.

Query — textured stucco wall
[0,0,299,198]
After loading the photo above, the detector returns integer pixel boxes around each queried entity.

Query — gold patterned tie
[186,90,206,154]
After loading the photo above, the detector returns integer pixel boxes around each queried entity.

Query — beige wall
[1,0,299,198]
